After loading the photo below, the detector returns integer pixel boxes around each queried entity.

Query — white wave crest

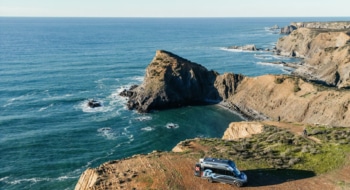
[257,62,284,67]
[254,54,274,60]
[220,47,256,53]
[141,126,155,131]
[38,103,54,112]
[134,116,152,122]
[2,177,51,185]
[108,87,129,107]
[97,127,117,140]
[131,76,144,82]
[165,123,179,129]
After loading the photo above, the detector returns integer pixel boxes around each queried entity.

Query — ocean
[1,17,348,190]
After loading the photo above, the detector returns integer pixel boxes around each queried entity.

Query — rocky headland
[276,26,350,88]
[76,21,350,189]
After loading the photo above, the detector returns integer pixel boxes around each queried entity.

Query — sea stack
[120,50,221,112]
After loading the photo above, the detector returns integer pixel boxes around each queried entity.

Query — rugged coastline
[76,22,350,189]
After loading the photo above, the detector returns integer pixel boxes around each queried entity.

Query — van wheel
[234,181,243,187]
[208,178,213,183]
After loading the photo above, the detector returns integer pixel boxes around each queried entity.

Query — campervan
[194,157,247,187]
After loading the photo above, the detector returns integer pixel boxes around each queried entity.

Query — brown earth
[75,122,350,190]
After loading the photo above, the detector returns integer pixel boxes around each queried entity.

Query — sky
[0,0,349,17]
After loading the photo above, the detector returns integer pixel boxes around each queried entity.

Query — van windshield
[228,160,241,176]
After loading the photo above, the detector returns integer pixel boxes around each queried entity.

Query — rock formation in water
[276,27,350,88]
[120,50,221,112]
[227,44,260,51]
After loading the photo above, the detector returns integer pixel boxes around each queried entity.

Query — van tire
[234,181,243,187]
[208,178,213,183]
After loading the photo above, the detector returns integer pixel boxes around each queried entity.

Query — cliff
[225,75,350,126]
[276,28,350,88]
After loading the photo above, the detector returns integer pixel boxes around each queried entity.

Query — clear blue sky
[1,0,349,17]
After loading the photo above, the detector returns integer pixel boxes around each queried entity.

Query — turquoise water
[1,17,348,189]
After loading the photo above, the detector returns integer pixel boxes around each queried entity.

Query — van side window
[204,167,234,176]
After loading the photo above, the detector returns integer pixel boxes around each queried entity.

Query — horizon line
[1,16,350,19]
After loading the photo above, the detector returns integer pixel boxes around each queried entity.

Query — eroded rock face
[121,50,221,112]
[214,73,245,99]
[222,122,264,140]
[276,28,350,88]
[227,75,350,127]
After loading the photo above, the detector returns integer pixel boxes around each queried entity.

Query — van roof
[202,157,236,168]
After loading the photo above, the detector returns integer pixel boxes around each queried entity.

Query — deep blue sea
[1,17,349,190]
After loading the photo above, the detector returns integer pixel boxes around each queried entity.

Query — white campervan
[194,157,247,187]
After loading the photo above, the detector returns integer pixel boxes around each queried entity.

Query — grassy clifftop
[75,122,350,190]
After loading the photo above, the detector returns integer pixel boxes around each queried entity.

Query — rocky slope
[225,74,350,126]
[276,28,350,88]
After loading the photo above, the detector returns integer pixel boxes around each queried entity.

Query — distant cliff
[280,21,350,34]
[276,28,350,88]
[291,21,350,30]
